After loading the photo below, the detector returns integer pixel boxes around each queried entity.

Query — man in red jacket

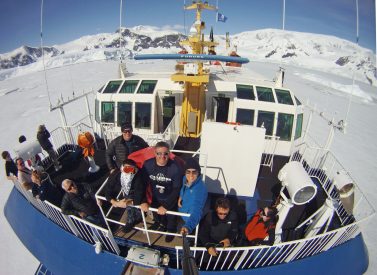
[244,206,278,246]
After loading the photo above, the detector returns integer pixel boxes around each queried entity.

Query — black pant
[151,200,177,232]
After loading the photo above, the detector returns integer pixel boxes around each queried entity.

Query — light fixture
[278,161,317,205]
[333,170,354,215]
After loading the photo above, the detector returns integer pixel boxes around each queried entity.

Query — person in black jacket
[36,124,61,171]
[140,141,183,242]
[106,123,148,174]
[105,158,146,232]
[2,151,18,180]
[31,170,63,206]
[199,197,239,257]
[61,179,102,226]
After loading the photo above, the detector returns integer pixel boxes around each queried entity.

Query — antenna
[40,0,52,109]
[344,0,360,133]
[119,0,123,62]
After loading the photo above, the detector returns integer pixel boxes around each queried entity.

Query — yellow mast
[171,0,217,138]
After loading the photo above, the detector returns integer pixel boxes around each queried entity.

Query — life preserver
[77,132,95,157]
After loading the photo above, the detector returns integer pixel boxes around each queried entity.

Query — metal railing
[174,221,360,271]
[261,135,280,170]
[11,177,120,255]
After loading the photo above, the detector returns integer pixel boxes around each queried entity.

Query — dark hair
[121,123,133,132]
[155,141,170,150]
[122,158,137,167]
[215,197,230,210]
[1,151,9,160]
[184,157,201,174]
[19,135,26,143]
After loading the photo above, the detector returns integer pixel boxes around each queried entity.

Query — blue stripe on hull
[4,187,369,275]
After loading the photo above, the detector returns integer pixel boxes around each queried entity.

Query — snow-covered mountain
[0,27,375,85]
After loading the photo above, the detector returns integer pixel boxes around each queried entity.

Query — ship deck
[46,140,335,255]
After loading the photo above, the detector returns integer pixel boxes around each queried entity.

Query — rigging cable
[40,0,52,108]
[119,0,123,62]
[183,0,187,37]
[344,0,359,131]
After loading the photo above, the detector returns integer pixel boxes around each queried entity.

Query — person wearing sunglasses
[61,179,103,226]
[106,123,148,174]
[199,197,239,257]
[140,141,183,243]
[178,157,208,236]
[105,158,146,233]
[31,170,62,206]
[243,206,278,246]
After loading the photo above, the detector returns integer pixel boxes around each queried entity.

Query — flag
[217,12,227,23]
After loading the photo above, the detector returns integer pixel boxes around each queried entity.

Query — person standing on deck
[178,157,208,236]
[37,125,61,171]
[140,141,183,243]
[2,151,18,180]
[106,123,148,174]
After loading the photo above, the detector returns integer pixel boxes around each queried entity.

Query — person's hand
[140,202,149,212]
[157,206,167,215]
[180,226,189,235]
[117,199,129,208]
[178,197,182,208]
[79,211,87,218]
[207,247,218,257]
[220,238,230,247]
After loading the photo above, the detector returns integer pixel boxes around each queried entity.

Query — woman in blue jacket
[178,157,208,235]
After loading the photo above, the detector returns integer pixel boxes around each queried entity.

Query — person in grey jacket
[37,124,61,171]
[106,123,148,173]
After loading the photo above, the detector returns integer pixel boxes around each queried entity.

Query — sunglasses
[186,169,198,175]
[122,130,132,134]
[217,211,229,216]
[123,166,136,174]
[156,152,169,157]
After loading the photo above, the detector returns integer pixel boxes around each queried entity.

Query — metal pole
[58,106,74,145]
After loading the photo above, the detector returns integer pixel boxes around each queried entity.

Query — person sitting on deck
[243,206,278,246]
[2,151,18,180]
[61,179,103,226]
[31,170,62,206]
[199,197,239,257]
[140,141,183,243]
[16,157,33,190]
[106,123,148,174]
[37,125,62,171]
[105,158,146,233]
[178,157,208,236]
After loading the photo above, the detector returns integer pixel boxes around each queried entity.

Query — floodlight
[278,161,317,205]
[333,170,354,215]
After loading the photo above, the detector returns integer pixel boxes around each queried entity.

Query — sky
[0,0,375,54]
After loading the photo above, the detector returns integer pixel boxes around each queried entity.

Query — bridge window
[119,80,139,94]
[117,102,132,126]
[103,80,122,94]
[101,102,115,123]
[236,84,255,100]
[257,111,274,135]
[275,89,294,105]
[256,86,275,102]
[137,80,157,94]
[295,113,303,139]
[236,108,254,125]
[276,113,294,141]
[135,103,151,129]
[95,99,100,123]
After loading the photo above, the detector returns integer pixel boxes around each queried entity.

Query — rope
[119,0,123,62]
[40,0,52,108]
[183,0,187,36]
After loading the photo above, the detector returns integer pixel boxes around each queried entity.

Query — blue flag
[217,12,227,23]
